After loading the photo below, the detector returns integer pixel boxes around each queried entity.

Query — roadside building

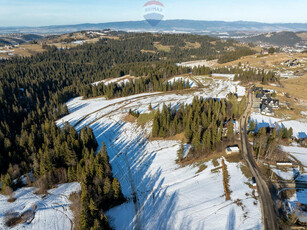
[225,146,240,154]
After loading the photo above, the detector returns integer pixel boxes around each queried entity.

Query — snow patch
[250,113,307,139]
[167,76,198,88]
[0,182,80,230]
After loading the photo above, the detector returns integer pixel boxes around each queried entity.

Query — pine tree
[192,130,201,149]
[177,141,185,162]
[89,198,98,218]
[249,120,256,131]
[103,177,111,197]
[217,123,223,142]
[112,178,122,199]
[152,111,160,137]
[288,127,293,139]
[203,129,211,149]
[226,120,234,140]
[26,173,32,186]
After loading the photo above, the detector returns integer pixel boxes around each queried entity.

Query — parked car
[252,177,256,187]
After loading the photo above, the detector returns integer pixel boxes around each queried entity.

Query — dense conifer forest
[152,95,246,157]
[212,66,279,84]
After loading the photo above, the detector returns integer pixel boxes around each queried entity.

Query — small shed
[276,161,293,166]
[225,146,240,155]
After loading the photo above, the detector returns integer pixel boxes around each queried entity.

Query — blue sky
[0,0,306,26]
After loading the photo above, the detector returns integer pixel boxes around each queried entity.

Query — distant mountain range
[1,20,307,34]
[0,34,43,46]
[238,31,307,47]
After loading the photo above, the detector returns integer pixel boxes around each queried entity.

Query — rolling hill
[0,20,307,34]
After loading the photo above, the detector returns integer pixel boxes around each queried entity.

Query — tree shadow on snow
[226,207,236,230]
[89,120,181,229]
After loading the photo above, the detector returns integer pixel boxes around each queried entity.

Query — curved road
[240,91,278,230]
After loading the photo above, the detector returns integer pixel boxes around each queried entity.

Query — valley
[56,78,261,229]
[0,29,306,230]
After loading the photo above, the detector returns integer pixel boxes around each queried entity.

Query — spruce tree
[112,178,122,199]
[226,120,234,140]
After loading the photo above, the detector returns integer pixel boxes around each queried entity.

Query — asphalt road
[240,91,278,230]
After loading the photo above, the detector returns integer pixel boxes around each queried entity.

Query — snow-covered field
[211,73,235,80]
[301,111,307,117]
[250,112,307,139]
[194,76,245,97]
[92,75,139,86]
[55,79,262,229]
[176,60,217,68]
[167,76,198,88]
[281,146,307,167]
[281,146,307,183]
[271,167,298,181]
[0,182,80,230]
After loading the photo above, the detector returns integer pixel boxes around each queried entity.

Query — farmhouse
[254,87,279,115]
[261,104,273,115]
[262,98,279,108]
[225,146,240,154]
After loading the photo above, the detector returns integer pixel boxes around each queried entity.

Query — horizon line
[1,19,307,28]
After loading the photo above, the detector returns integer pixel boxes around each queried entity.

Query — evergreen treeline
[114,33,253,63]
[82,64,192,99]
[212,66,278,83]
[152,95,246,155]
[78,143,125,230]
[217,46,255,64]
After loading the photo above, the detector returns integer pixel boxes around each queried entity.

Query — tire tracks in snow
[99,118,142,230]
[73,93,162,128]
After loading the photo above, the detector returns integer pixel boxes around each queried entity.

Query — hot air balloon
[143,1,164,27]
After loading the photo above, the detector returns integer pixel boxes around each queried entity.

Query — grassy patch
[150,132,186,141]
[141,49,156,54]
[137,112,155,126]
[154,42,172,52]
[123,114,137,123]
[7,197,16,203]
[217,53,307,73]
[196,164,208,173]
[222,159,231,200]
[225,152,243,163]
[212,158,220,167]
[240,164,252,179]
[4,212,24,227]
[69,192,81,229]
[179,151,224,167]
[183,41,201,49]
[281,74,307,101]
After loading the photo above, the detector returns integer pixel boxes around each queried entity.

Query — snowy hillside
[0,182,80,230]
[92,75,139,86]
[56,79,262,229]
